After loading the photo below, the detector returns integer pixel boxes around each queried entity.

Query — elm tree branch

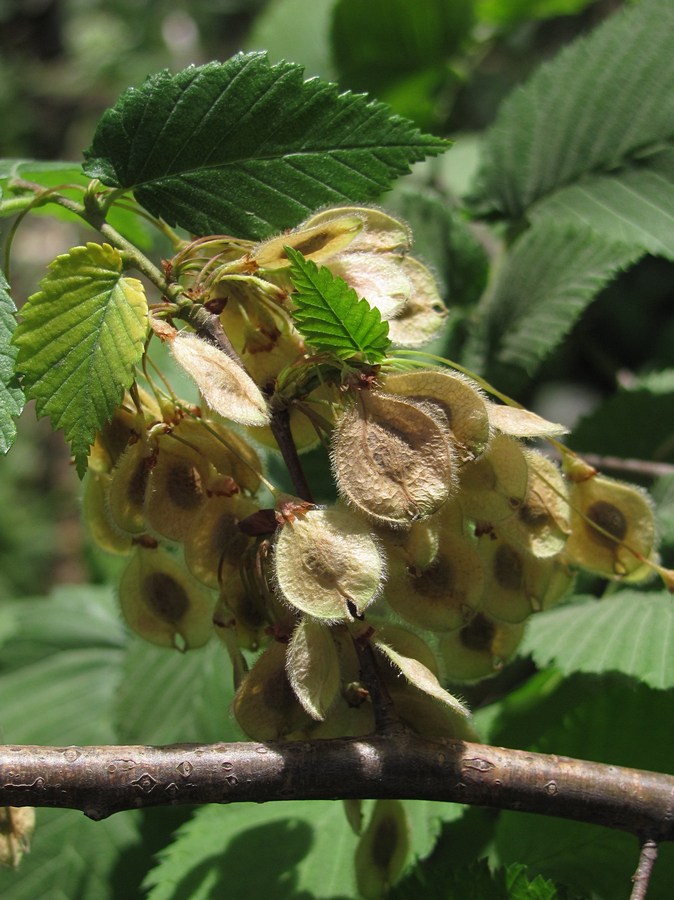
[2,736,673,845]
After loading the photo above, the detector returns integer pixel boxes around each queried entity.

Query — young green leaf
[0,270,24,454]
[82,54,449,241]
[286,247,391,362]
[13,243,147,476]
[472,0,674,218]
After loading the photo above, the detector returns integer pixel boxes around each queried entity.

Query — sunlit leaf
[83,54,448,241]
[472,0,674,218]
[287,247,391,362]
[0,270,23,453]
[520,592,674,690]
[13,243,148,475]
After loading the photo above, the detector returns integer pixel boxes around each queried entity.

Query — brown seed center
[144,572,189,623]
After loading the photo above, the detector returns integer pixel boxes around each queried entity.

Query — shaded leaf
[332,0,472,126]
[83,54,449,241]
[495,814,674,900]
[569,374,674,462]
[0,270,23,453]
[472,0,674,217]
[288,247,391,362]
[468,221,640,375]
[531,149,674,261]
[13,243,148,475]
[391,856,580,899]
[144,798,463,900]
[0,586,141,900]
[520,592,674,690]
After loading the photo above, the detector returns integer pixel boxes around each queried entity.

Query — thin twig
[269,406,314,502]
[630,838,659,900]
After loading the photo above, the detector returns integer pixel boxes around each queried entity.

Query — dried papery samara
[118,546,215,650]
[0,807,35,869]
[273,506,384,621]
[382,369,490,461]
[170,331,270,426]
[332,391,454,527]
[563,472,657,579]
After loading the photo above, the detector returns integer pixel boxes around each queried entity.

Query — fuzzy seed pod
[118,546,216,650]
[0,807,35,868]
[438,613,525,682]
[286,617,341,720]
[251,214,363,270]
[83,471,134,555]
[273,506,385,621]
[478,537,573,623]
[184,492,257,589]
[303,206,411,253]
[382,369,490,461]
[458,433,529,524]
[385,534,484,632]
[144,441,208,542]
[564,473,657,579]
[171,331,270,427]
[355,800,410,900]
[497,451,571,558]
[486,402,567,438]
[107,439,154,535]
[332,391,455,527]
[233,641,314,740]
[385,256,447,348]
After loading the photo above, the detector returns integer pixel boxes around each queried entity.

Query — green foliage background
[1,0,673,897]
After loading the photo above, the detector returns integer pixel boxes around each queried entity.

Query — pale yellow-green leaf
[13,243,148,475]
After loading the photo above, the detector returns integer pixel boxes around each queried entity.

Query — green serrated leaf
[144,798,462,900]
[520,592,674,690]
[472,0,674,217]
[467,221,640,376]
[530,149,674,260]
[0,269,24,453]
[82,54,449,241]
[114,637,239,745]
[0,585,141,900]
[13,243,148,475]
[287,246,391,362]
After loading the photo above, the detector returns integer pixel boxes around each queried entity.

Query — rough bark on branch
[2,736,673,843]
